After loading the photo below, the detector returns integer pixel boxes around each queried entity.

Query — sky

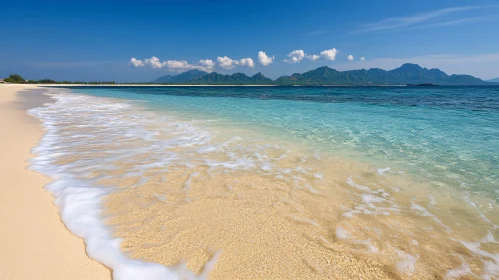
[1,0,499,82]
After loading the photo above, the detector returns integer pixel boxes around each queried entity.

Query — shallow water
[29,85,499,279]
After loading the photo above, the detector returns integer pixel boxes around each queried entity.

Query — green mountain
[190,72,273,85]
[151,64,485,85]
[153,74,173,83]
[275,63,486,85]
[487,77,499,83]
[153,69,208,83]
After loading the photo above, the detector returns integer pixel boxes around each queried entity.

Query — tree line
[2,74,117,84]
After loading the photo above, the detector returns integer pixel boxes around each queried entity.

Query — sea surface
[28,85,499,279]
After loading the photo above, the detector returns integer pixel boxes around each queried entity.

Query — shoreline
[2,84,496,279]
[0,84,110,280]
[5,83,411,87]
[45,86,494,278]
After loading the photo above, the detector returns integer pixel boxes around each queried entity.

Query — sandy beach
[1,83,496,279]
[0,84,110,280]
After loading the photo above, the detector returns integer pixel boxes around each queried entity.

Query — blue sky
[1,0,498,82]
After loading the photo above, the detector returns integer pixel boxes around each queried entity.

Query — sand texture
[0,85,110,280]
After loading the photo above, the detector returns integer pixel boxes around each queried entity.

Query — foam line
[28,93,206,280]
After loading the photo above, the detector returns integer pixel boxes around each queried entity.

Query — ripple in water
[29,88,499,279]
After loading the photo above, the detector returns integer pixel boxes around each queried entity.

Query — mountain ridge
[153,69,208,83]
[152,63,487,85]
[190,72,274,85]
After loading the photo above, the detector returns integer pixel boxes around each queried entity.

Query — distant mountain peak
[189,71,273,84]
[183,69,205,74]
[153,69,208,83]
[151,63,485,85]
[275,63,485,85]
[396,63,423,72]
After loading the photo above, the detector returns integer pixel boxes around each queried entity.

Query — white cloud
[144,56,166,68]
[130,55,256,72]
[199,59,215,70]
[129,57,145,67]
[284,50,306,63]
[308,54,320,61]
[164,60,190,69]
[360,57,365,61]
[347,55,354,61]
[164,59,216,72]
[258,51,274,66]
[217,56,236,70]
[128,56,215,72]
[320,48,338,61]
[239,58,255,68]
[216,56,254,69]
[283,48,340,63]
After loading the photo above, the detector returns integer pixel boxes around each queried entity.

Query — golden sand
[103,150,492,279]
[0,85,110,280]
[25,89,496,279]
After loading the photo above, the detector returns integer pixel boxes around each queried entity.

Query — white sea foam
[28,90,498,279]
[459,232,499,279]
[183,172,198,191]
[28,93,214,280]
[27,91,328,279]
[346,176,371,192]
[462,194,497,228]
[343,177,400,217]
[461,241,499,279]
[395,249,418,276]
[445,261,472,279]
[335,226,350,239]
[376,167,390,175]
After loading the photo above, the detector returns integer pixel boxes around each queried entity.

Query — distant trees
[26,79,117,84]
[4,74,26,83]
[27,79,57,84]
[2,73,118,84]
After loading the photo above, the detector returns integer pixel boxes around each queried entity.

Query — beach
[0,85,110,280]
[1,84,498,279]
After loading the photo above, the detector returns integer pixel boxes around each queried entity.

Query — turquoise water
[64,85,499,198]
[30,85,499,278]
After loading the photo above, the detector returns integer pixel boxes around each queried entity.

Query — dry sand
[0,84,110,279]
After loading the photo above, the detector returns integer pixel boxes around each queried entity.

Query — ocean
[27,85,499,279]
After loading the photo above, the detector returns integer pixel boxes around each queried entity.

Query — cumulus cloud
[360,57,365,61]
[284,48,339,63]
[164,60,190,69]
[217,56,237,70]
[128,56,215,72]
[284,50,306,63]
[320,48,338,61]
[239,58,255,68]
[216,56,255,69]
[347,55,354,61]
[145,56,166,68]
[308,54,320,61]
[258,51,274,66]
[199,59,215,69]
[130,48,345,71]
[129,58,145,67]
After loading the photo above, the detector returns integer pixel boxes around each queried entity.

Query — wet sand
[0,85,110,280]
[18,86,497,279]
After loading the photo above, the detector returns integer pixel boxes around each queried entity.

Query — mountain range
[153,69,208,83]
[487,77,499,83]
[152,63,490,86]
